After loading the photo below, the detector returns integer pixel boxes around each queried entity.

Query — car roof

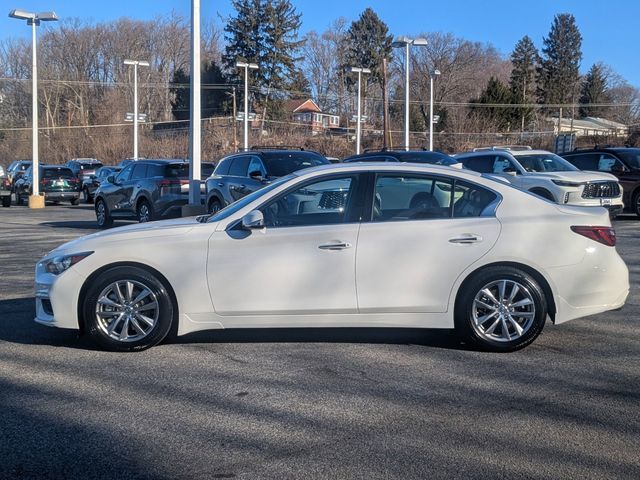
[291,161,483,178]
[455,149,554,158]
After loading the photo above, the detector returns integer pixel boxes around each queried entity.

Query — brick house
[287,99,340,134]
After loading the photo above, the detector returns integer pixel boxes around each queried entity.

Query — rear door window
[564,153,599,170]
[131,163,148,180]
[460,156,494,173]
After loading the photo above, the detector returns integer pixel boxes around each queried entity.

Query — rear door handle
[449,234,483,244]
[318,242,352,251]
[218,183,224,187]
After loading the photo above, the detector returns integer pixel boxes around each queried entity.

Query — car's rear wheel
[95,199,113,229]
[208,198,222,214]
[83,266,174,351]
[15,191,23,206]
[70,197,79,206]
[137,200,154,223]
[2,196,10,207]
[455,266,547,352]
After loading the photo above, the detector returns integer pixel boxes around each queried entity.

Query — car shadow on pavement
[40,220,99,230]
[0,297,468,351]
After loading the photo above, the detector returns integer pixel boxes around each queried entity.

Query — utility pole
[382,58,391,149]
[350,67,371,155]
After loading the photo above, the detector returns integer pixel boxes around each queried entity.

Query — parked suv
[561,147,640,216]
[94,159,215,228]
[65,158,103,183]
[343,148,461,167]
[455,146,624,216]
[6,160,32,189]
[14,165,81,205]
[205,148,330,213]
[81,166,121,203]
[1,175,11,207]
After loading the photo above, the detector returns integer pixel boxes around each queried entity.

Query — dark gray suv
[94,159,215,228]
[205,149,329,213]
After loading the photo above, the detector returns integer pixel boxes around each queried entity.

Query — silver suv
[455,146,623,217]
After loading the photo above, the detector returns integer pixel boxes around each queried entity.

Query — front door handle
[449,234,483,244]
[318,242,352,251]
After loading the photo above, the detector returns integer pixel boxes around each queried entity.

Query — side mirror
[249,170,264,181]
[611,164,627,175]
[241,210,265,229]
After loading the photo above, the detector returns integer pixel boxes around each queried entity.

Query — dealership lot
[1,205,639,479]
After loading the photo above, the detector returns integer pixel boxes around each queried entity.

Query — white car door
[207,174,363,316]
[356,173,501,313]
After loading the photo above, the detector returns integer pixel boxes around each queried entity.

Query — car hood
[522,170,618,183]
[46,217,199,258]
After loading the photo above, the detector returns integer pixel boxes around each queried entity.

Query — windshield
[395,152,458,166]
[515,153,577,172]
[616,150,640,169]
[262,152,329,177]
[206,174,294,222]
[79,162,103,170]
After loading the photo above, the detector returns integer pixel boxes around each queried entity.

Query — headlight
[42,251,93,275]
[551,180,582,187]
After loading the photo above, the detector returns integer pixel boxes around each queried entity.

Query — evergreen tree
[223,0,264,86]
[171,61,229,121]
[470,77,513,130]
[509,36,539,129]
[340,8,392,88]
[537,13,582,107]
[579,63,610,118]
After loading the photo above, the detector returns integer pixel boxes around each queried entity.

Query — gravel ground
[0,203,639,479]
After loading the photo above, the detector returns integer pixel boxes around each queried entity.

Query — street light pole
[429,69,441,152]
[188,0,201,210]
[392,36,427,150]
[124,60,149,160]
[350,67,371,155]
[9,9,58,209]
[236,61,258,150]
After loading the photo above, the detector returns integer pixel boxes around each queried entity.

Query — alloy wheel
[139,203,151,222]
[471,279,536,342]
[95,279,159,342]
[96,201,106,225]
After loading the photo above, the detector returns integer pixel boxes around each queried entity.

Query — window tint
[460,156,494,173]
[201,163,216,177]
[372,174,453,222]
[131,163,148,180]
[215,157,232,175]
[515,153,576,172]
[78,162,103,170]
[116,164,134,182]
[616,149,640,168]
[395,152,458,166]
[229,156,250,176]
[453,181,498,218]
[261,152,329,176]
[165,163,190,178]
[564,153,599,170]
[42,167,74,178]
[247,156,267,177]
[260,175,358,228]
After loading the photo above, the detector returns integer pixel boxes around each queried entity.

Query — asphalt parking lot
[1,203,639,480]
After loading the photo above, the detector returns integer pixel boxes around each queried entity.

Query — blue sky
[4,0,639,86]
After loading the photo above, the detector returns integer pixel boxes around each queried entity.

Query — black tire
[15,191,23,206]
[529,188,556,202]
[455,266,547,352]
[208,198,222,214]
[95,199,113,229]
[83,188,93,204]
[83,266,175,352]
[2,196,10,207]
[137,199,154,223]
[70,197,79,206]
[633,190,640,218]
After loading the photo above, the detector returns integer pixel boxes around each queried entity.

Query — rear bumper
[44,191,80,201]
[0,190,10,197]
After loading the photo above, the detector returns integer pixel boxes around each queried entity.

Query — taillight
[2,178,10,188]
[571,226,616,247]
[158,179,189,195]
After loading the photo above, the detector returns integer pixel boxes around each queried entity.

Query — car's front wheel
[83,187,93,204]
[455,266,547,352]
[83,266,175,351]
[208,198,222,214]
[137,200,154,223]
[95,199,113,229]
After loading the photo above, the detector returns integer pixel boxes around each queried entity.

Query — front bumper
[34,265,83,330]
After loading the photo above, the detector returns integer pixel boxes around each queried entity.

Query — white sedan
[34,163,629,352]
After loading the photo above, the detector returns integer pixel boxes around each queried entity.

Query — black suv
[94,159,215,228]
[343,149,460,167]
[65,158,104,183]
[81,166,122,203]
[14,165,81,205]
[561,147,640,216]
[205,148,329,213]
